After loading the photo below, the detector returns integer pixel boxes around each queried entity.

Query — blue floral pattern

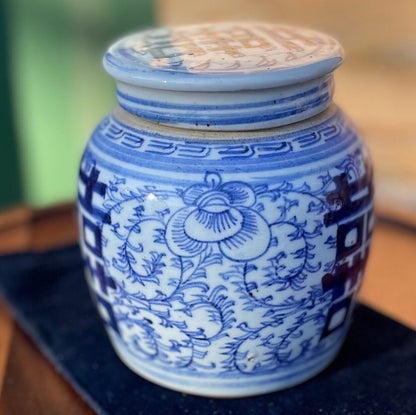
[78,109,374,395]
[166,172,270,261]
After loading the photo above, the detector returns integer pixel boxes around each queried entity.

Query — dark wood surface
[0,320,95,415]
[0,204,94,415]
[0,203,415,415]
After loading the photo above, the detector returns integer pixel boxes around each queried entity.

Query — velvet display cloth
[0,245,415,415]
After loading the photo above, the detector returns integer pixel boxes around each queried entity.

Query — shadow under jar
[77,22,374,398]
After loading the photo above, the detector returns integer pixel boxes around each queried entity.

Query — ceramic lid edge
[104,55,342,92]
[103,22,344,92]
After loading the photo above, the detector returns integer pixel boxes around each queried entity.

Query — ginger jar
[77,22,374,397]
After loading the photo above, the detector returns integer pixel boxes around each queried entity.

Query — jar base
[106,328,346,398]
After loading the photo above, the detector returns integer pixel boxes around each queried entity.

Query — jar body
[78,104,373,397]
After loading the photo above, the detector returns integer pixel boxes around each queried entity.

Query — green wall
[5,0,154,208]
[0,1,22,208]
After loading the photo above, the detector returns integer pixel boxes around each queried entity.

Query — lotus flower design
[166,172,270,261]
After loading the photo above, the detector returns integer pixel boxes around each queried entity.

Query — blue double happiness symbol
[78,141,373,378]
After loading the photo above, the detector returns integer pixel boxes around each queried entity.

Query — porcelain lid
[104,22,344,92]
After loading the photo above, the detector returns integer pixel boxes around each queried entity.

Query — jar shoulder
[86,104,367,166]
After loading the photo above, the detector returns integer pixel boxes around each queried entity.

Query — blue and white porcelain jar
[78,22,374,397]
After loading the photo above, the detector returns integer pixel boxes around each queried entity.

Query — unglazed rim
[112,102,341,141]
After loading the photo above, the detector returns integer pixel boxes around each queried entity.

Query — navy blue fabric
[0,245,415,415]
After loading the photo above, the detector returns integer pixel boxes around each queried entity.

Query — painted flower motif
[166,172,270,261]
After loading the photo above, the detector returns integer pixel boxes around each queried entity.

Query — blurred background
[0,2,415,404]
[1,0,415,216]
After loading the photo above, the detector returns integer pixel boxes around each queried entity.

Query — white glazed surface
[78,104,373,397]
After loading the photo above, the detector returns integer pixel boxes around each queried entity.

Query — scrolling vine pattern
[80,148,372,376]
